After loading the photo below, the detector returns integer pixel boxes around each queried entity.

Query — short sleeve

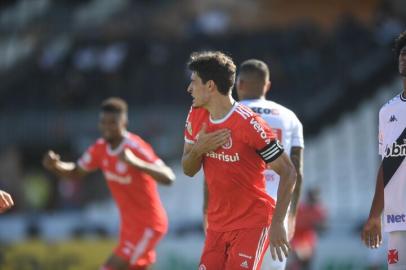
[78,143,101,171]
[130,141,161,165]
[184,106,208,145]
[184,106,196,144]
[291,115,304,148]
[244,114,284,163]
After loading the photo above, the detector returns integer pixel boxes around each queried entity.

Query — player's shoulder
[380,93,403,114]
[265,100,302,126]
[233,102,256,122]
[86,138,107,154]
[125,132,147,148]
[95,138,106,145]
[93,138,107,149]
[187,106,209,121]
[270,100,298,117]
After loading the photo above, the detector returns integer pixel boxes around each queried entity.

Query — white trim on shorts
[129,228,155,265]
[253,226,270,270]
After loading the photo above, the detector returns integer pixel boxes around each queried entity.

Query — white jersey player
[362,31,406,270]
[238,59,304,270]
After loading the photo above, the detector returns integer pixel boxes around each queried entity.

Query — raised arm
[120,148,175,185]
[42,150,89,179]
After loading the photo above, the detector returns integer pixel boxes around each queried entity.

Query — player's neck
[108,133,126,149]
[206,95,236,121]
[241,95,264,101]
[403,79,406,98]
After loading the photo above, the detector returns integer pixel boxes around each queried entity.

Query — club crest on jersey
[222,136,233,149]
[116,161,128,173]
[388,249,399,264]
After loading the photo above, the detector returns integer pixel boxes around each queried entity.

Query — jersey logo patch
[388,249,399,264]
[389,115,398,122]
[222,136,233,149]
[240,260,249,268]
[116,161,128,174]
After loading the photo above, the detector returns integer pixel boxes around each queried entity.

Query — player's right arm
[361,108,384,249]
[182,123,230,177]
[42,150,89,179]
[361,162,383,249]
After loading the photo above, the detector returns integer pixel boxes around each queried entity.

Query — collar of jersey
[209,101,238,124]
[401,92,406,102]
[107,131,129,156]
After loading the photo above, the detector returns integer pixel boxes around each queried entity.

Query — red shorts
[199,226,270,270]
[114,227,165,268]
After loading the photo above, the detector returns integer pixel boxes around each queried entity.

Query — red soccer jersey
[78,132,168,233]
[184,103,284,232]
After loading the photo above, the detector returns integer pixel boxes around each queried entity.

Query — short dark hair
[187,51,236,95]
[101,97,128,114]
[239,59,269,82]
[394,31,406,57]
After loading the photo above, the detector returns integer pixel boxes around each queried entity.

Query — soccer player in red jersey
[43,97,175,270]
[182,51,297,270]
[0,190,14,213]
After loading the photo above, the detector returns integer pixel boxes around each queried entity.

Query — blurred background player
[182,51,297,269]
[234,59,304,270]
[362,31,406,270]
[0,190,14,213]
[42,97,175,270]
[289,188,327,270]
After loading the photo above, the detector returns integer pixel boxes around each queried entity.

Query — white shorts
[388,231,406,270]
[260,216,288,270]
[260,251,286,270]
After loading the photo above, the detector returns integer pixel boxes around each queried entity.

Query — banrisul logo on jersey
[384,142,406,158]
[206,151,240,162]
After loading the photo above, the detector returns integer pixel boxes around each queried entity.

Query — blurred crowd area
[0,0,402,229]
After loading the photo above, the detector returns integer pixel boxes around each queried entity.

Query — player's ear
[123,113,128,128]
[207,80,215,92]
[264,80,271,94]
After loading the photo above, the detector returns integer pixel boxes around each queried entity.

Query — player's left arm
[246,114,296,261]
[120,148,175,185]
[267,152,297,261]
[287,146,303,238]
[203,180,209,234]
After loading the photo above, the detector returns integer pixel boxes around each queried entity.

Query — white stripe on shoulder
[184,137,195,144]
[235,106,252,120]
